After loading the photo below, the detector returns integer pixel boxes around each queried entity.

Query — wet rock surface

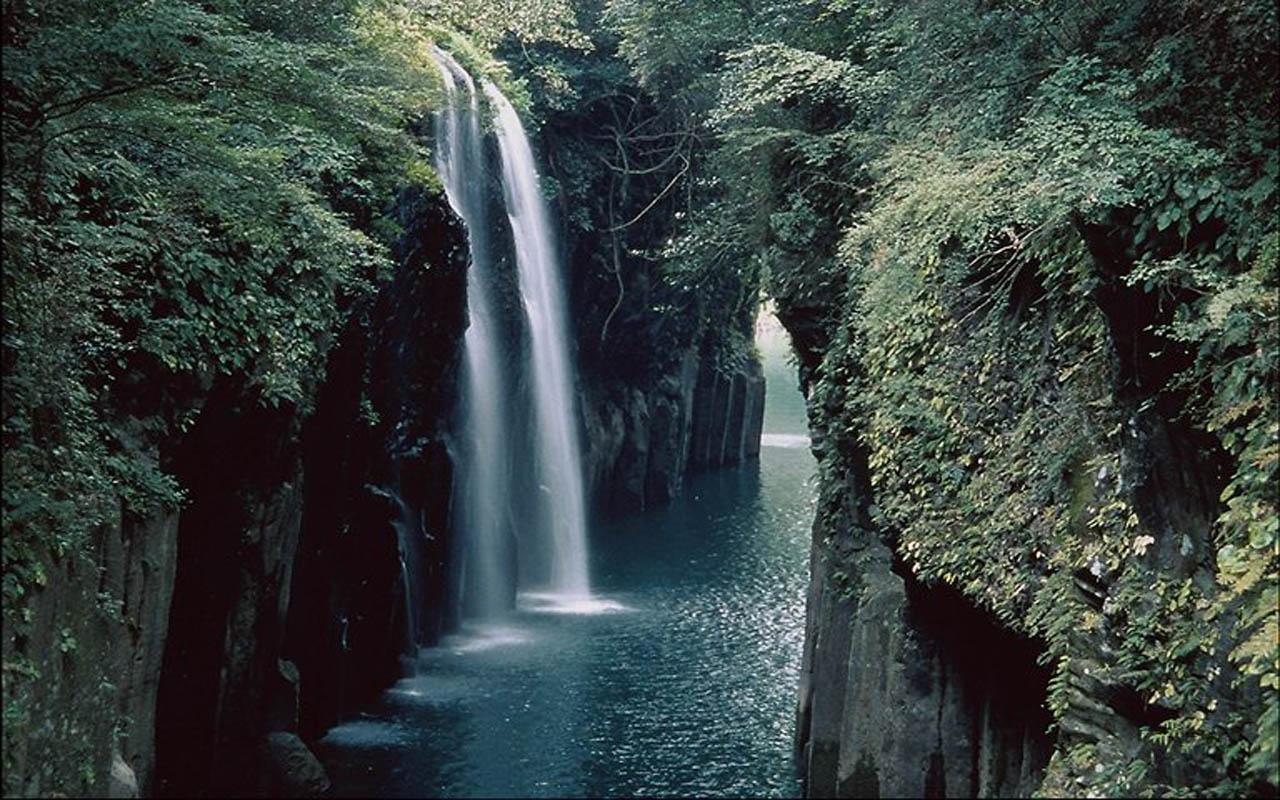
[261,733,331,797]
[582,347,765,516]
[108,751,138,799]
[149,190,470,797]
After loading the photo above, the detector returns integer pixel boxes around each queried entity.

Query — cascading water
[430,48,514,618]
[430,50,591,618]
[387,489,423,653]
[484,81,590,599]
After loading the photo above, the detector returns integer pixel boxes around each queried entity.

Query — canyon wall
[1,138,761,800]
[580,343,764,516]
[791,376,1054,798]
[777,232,1250,797]
[1,188,470,799]
[1,501,179,798]
[151,188,470,797]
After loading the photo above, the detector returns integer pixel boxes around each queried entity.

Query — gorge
[2,2,1277,800]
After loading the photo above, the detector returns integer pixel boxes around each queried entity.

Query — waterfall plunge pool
[319,316,814,798]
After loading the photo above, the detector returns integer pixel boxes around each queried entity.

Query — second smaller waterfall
[431,48,514,617]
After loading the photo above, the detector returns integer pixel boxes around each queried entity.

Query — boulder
[268,659,302,732]
[261,732,330,797]
[107,752,138,799]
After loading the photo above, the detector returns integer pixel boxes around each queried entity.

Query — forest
[2,0,1277,798]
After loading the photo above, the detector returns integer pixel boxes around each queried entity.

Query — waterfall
[430,51,591,619]
[430,48,513,618]
[389,490,423,653]
[484,81,590,599]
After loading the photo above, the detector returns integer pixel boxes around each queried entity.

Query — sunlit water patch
[431,624,534,655]
[321,718,419,750]
[761,433,811,449]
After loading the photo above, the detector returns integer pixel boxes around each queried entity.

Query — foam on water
[437,623,534,654]
[518,591,634,616]
[320,718,415,749]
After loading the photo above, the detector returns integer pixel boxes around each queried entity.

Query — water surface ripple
[321,317,814,798]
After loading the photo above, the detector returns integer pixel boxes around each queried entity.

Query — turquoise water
[320,316,814,798]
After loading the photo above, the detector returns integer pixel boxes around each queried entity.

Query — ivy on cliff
[607,0,1277,795]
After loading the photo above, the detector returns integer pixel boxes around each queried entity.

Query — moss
[2,550,120,797]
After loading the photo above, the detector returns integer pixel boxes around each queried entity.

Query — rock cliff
[150,189,469,797]
[793,393,1053,798]
[778,229,1256,797]
[580,344,765,516]
[2,71,766,800]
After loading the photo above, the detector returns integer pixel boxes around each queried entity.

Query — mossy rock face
[4,548,119,798]
[4,505,179,799]
[107,752,138,799]
[260,732,330,797]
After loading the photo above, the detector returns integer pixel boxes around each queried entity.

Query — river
[319,313,815,798]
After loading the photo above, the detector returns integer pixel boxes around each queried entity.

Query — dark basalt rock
[784,302,1056,800]
[286,187,470,741]
[104,507,181,796]
[794,483,1055,799]
[784,213,1236,797]
[152,381,307,798]
[581,347,765,516]
[107,751,139,799]
[260,732,330,797]
[150,188,471,796]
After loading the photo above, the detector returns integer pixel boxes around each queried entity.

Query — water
[755,307,807,442]
[484,82,590,598]
[320,314,816,798]
[431,50,513,618]
[388,488,426,648]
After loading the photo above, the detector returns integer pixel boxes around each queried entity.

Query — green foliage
[495,2,763,386]
[0,1,470,792]
[1,1,600,790]
[1,0,441,604]
[608,0,1278,794]
[418,0,590,51]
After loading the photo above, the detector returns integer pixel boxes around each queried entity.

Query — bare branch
[606,154,690,232]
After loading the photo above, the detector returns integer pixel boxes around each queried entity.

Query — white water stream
[484,80,590,600]
[430,52,591,620]
[431,49,513,618]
